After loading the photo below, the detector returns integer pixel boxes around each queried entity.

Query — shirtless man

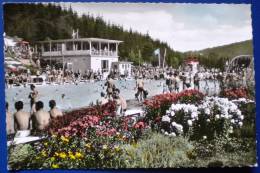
[105,75,115,100]
[14,101,31,131]
[6,102,14,135]
[28,84,38,114]
[113,89,127,116]
[32,101,50,131]
[49,100,63,119]
[136,76,144,102]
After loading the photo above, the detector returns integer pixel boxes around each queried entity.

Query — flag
[154,48,160,56]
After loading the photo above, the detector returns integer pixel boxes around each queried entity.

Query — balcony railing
[42,50,117,57]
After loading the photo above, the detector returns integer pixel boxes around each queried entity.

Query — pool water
[5,79,220,113]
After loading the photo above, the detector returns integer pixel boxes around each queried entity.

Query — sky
[62,3,252,52]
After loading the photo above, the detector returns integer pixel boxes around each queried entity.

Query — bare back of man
[50,108,63,119]
[14,111,31,131]
[34,110,50,130]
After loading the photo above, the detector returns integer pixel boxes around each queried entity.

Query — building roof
[38,37,123,44]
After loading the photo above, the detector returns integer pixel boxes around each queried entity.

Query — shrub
[8,144,35,170]
[119,133,194,168]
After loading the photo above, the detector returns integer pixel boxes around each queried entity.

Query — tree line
[4,3,185,67]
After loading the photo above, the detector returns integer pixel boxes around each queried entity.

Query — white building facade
[37,38,122,73]
[112,61,133,77]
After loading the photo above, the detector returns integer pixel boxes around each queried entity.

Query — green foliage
[120,133,194,168]
[191,136,256,167]
[8,144,35,170]
[233,102,256,138]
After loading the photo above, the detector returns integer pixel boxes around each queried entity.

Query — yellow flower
[44,142,48,146]
[41,150,47,157]
[52,134,57,138]
[52,164,59,169]
[102,145,108,150]
[69,153,76,160]
[75,152,83,159]
[50,157,55,162]
[114,145,120,152]
[61,136,69,143]
[85,143,92,149]
[54,152,59,157]
[59,152,67,159]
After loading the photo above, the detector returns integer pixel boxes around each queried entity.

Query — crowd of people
[6,84,63,136]
[6,62,251,137]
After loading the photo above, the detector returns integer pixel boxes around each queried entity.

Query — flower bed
[222,87,249,100]
[8,89,256,169]
[143,89,204,128]
[46,101,117,134]
[160,96,253,140]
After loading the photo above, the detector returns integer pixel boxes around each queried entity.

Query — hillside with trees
[3,3,184,67]
[185,40,253,70]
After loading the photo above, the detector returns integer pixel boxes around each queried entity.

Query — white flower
[203,136,207,139]
[191,112,198,119]
[169,132,176,137]
[215,114,220,119]
[206,119,210,122]
[231,119,235,124]
[238,122,243,127]
[239,115,244,120]
[164,131,169,135]
[187,120,193,126]
[228,129,233,134]
[162,115,171,123]
[170,111,175,117]
[166,110,170,115]
[205,108,210,115]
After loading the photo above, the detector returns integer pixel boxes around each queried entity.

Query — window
[101,60,109,70]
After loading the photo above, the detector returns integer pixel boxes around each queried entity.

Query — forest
[4,3,184,67]
[4,3,252,69]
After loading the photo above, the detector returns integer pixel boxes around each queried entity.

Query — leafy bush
[119,133,194,168]
[8,144,35,170]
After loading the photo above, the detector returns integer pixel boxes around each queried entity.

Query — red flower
[133,121,145,129]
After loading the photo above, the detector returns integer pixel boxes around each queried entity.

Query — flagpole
[158,48,160,68]
[138,49,141,68]
[163,48,166,69]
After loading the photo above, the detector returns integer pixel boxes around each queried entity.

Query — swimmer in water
[62,94,65,99]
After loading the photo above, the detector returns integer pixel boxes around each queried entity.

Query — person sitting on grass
[14,101,31,132]
[49,100,63,119]
[32,101,50,131]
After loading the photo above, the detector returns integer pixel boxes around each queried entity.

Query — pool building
[37,38,123,73]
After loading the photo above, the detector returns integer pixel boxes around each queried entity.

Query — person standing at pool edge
[29,84,38,114]
[136,76,144,102]
[105,75,115,100]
